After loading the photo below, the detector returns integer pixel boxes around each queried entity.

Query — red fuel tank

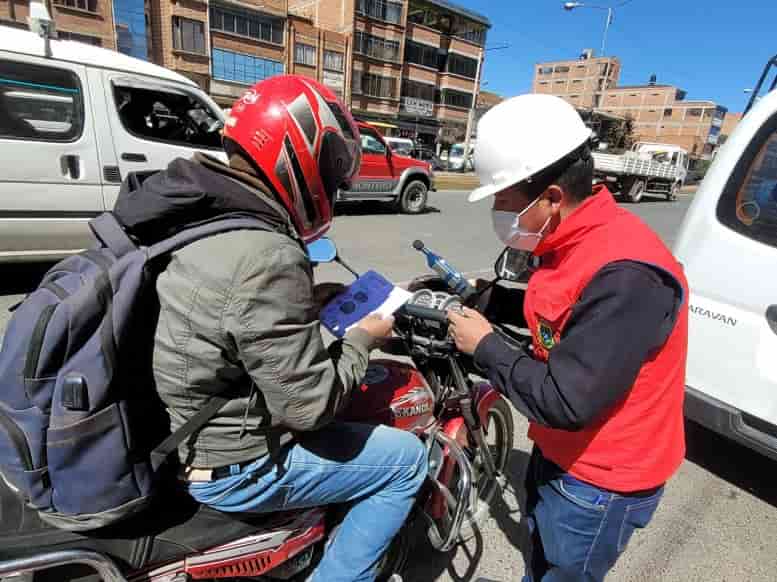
[341,359,435,432]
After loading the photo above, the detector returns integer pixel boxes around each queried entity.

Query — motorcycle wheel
[448,397,515,543]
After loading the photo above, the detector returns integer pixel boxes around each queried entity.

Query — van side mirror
[494,247,532,282]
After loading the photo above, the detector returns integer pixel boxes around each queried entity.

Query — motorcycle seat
[0,473,270,574]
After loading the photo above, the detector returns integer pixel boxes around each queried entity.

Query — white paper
[346,286,413,332]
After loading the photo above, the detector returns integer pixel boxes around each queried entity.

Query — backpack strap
[147,217,276,260]
[150,395,229,472]
[89,213,138,258]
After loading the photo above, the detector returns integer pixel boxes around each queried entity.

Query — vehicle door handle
[121,153,148,162]
[60,155,81,180]
[766,305,777,335]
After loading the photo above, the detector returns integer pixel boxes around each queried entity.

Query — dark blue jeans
[188,423,428,582]
[522,448,664,582]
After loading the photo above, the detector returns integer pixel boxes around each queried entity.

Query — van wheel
[626,179,645,203]
[398,180,428,214]
[668,183,680,201]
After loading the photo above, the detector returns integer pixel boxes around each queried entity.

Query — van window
[113,82,223,150]
[0,60,83,142]
[717,119,777,248]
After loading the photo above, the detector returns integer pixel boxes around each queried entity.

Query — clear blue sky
[463,0,777,113]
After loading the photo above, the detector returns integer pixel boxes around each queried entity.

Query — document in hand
[320,270,412,338]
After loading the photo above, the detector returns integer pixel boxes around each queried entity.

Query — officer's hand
[447,307,493,355]
[356,313,395,342]
[313,283,346,312]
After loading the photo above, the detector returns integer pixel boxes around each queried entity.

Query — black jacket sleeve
[473,261,682,431]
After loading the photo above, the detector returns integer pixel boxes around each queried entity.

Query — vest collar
[534,185,617,260]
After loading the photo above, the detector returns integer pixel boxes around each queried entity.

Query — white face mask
[491,197,552,252]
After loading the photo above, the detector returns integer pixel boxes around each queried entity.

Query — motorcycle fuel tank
[341,359,435,432]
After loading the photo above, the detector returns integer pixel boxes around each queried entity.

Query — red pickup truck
[337,122,435,213]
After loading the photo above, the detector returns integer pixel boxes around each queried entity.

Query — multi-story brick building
[534,52,728,159]
[533,49,620,109]
[2,0,487,148]
[1,0,118,49]
[597,84,726,158]
[291,0,491,147]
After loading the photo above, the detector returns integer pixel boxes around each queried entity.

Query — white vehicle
[0,24,226,263]
[593,142,688,203]
[448,141,474,172]
[674,56,777,461]
[383,136,414,157]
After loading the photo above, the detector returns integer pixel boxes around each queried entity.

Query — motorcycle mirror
[494,247,532,283]
[307,237,337,263]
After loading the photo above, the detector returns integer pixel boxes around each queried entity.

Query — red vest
[525,187,688,492]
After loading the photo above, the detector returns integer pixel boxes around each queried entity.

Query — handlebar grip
[401,304,449,323]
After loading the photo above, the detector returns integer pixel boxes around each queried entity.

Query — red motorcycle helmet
[223,75,361,242]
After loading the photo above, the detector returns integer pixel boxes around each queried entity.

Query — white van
[0,25,226,263]
[674,61,777,460]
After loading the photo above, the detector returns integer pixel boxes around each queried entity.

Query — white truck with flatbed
[593,141,689,203]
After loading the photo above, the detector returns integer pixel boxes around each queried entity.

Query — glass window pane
[0,59,83,141]
[236,16,247,36]
[223,12,235,33]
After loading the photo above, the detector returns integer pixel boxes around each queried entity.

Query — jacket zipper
[0,407,33,471]
[23,304,56,380]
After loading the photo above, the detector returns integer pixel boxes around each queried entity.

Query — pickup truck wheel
[626,179,645,203]
[668,183,680,201]
[398,180,428,214]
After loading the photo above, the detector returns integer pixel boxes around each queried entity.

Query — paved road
[1,191,776,581]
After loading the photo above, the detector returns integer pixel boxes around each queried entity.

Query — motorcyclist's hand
[356,313,395,341]
[313,283,346,312]
[447,307,494,355]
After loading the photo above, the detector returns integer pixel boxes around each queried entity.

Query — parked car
[338,122,435,213]
[447,142,475,172]
[674,55,777,461]
[0,25,226,263]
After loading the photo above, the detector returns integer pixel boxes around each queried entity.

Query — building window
[401,79,435,102]
[212,48,284,85]
[57,30,101,46]
[555,80,565,84]
[629,93,638,97]
[538,66,553,75]
[440,88,473,109]
[210,4,284,45]
[664,108,673,116]
[323,50,344,72]
[173,17,206,54]
[407,4,486,45]
[54,0,98,13]
[554,65,570,73]
[446,53,478,79]
[404,40,439,69]
[572,79,582,83]
[688,108,703,117]
[353,70,396,99]
[294,43,316,66]
[354,31,400,62]
[356,0,403,25]
[0,59,84,142]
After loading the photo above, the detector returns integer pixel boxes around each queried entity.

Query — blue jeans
[522,448,664,582]
[188,422,428,582]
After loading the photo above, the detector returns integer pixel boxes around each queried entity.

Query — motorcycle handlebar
[400,304,449,324]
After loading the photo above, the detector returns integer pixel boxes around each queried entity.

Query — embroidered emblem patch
[537,320,556,350]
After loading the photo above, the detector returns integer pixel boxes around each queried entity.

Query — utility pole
[462,45,483,168]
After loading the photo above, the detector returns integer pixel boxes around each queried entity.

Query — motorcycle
[0,242,528,582]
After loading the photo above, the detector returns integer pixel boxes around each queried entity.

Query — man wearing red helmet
[112,76,427,582]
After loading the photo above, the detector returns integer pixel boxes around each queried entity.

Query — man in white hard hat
[446,94,689,582]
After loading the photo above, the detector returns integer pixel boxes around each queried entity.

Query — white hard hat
[468,94,592,202]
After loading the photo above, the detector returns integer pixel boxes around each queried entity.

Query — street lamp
[563,2,633,108]
[463,43,510,166]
